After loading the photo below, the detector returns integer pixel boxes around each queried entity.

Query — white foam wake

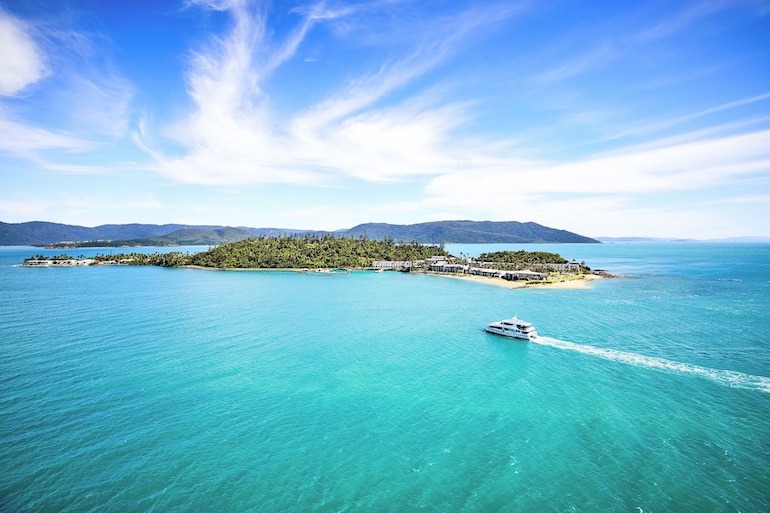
[533,337,770,393]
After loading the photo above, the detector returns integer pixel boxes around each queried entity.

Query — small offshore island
[23,234,609,288]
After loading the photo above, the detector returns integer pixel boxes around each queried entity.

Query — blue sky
[1,0,769,238]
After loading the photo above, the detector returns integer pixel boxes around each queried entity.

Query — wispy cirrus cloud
[0,7,133,162]
[143,1,524,185]
[425,127,770,203]
[577,92,770,147]
[632,0,729,42]
[0,111,91,154]
[142,0,770,239]
[538,42,618,84]
[0,9,85,156]
[415,125,770,238]
[537,1,738,85]
[150,0,319,184]
[0,8,47,96]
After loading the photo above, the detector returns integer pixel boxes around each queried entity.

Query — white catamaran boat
[485,316,538,340]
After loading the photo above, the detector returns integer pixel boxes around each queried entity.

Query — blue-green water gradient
[1,244,768,511]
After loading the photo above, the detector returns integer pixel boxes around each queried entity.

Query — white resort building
[372,255,576,281]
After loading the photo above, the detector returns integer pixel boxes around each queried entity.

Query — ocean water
[1,243,768,512]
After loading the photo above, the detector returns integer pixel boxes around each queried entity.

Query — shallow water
[1,244,768,511]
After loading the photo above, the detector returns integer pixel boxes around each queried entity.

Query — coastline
[422,271,603,290]
[31,262,604,290]
[24,262,605,290]
[181,265,309,272]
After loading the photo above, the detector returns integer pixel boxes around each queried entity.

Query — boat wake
[533,337,770,393]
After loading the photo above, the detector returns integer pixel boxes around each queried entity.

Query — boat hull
[484,326,536,340]
[484,316,538,340]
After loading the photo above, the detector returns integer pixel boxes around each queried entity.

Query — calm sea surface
[1,243,768,512]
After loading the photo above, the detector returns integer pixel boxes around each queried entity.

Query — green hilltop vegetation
[188,235,449,269]
[477,250,567,264]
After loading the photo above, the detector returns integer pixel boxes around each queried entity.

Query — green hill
[188,235,449,269]
[344,220,599,243]
[153,227,255,245]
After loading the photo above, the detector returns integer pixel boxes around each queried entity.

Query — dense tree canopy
[188,235,449,269]
[93,252,191,267]
[476,250,567,265]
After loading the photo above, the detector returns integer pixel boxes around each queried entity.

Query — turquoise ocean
[1,243,768,512]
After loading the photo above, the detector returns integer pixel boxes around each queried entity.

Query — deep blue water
[1,244,768,512]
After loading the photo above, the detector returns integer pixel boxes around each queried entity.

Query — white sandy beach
[423,272,602,290]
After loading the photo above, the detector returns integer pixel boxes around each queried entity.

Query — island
[23,234,608,287]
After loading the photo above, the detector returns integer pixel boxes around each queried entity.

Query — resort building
[469,267,505,278]
[372,261,413,270]
[465,267,547,280]
[541,261,582,272]
[22,258,96,267]
[373,255,563,281]
[428,260,466,273]
[501,270,547,281]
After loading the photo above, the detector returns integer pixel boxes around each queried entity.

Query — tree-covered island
[25,235,448,269]
[24,234,598,282]
[188,235,449,268]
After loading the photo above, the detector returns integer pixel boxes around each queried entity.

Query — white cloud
[289,100,465,183]
[0,112,91,153]
[601,92,770,142]
[538,43,618,84]
[148,1,315,184]
[419,127,770,237]
[0,8,133,161]
[0,10,47,96]
[537,1,737,85]
[633,1,727,42]
[143,1,520,185]
[60,75,134,138]
[425,128,770,203]
[0,199,47,220]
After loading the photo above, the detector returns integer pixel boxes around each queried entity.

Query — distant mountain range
[596,236,770,243]
[0,220,600,246]
[343,221,599,244]
[42,227,258,248]
[0,222,318,246]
